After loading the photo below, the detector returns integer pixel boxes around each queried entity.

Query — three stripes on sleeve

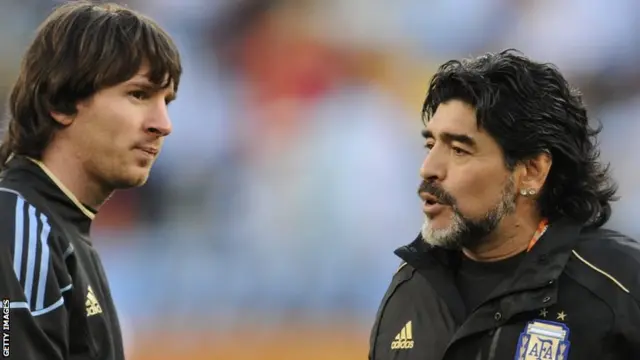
[8,195,72,316]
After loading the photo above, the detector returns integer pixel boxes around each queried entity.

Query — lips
[136,146,159,155]
[420,192,447,216]
[424,194,439,205]
[420,192,441,205]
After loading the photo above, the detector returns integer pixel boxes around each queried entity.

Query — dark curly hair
[422,49,618,228]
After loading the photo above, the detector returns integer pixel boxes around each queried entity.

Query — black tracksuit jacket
[369,219,640,360]
[0,156,124,359]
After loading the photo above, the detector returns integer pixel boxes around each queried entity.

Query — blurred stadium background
[1,0,639,359]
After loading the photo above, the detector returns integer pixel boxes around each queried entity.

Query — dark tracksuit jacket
[369,218,640,360]
[0,156,125,359]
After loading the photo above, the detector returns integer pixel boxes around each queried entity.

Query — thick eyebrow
[422,129,477,149]
[127,79,176,102]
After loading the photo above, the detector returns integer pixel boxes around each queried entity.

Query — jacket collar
[1,156,96,236]
[394,219,583,330]
[395,218,583,290]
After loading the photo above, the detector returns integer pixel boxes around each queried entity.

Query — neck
[462,214,544,262]
[40,146,112,209]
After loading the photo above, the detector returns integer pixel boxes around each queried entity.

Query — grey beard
[421,179,516,250]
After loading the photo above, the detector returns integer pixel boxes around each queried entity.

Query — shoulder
[392,260,419,283]
[0,187,44,236]
[395,261,409,275]
[371,261,417,326]
[0,187,67,255]
[377,261,418,301]
[0,186,24,209]
[568,227,640,301]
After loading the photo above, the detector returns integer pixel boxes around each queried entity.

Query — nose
[146,103,172,137]
[419,151,446,182]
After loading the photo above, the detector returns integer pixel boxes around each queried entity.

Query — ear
[517,151,552,196]
[50,111,75,126]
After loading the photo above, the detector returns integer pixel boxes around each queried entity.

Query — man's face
[64,66,174,189]
[419,100,517,250]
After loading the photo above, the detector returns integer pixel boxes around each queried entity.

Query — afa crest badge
[514,320,570,360]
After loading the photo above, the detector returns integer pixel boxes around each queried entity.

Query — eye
[452,146,469,156]
[128,90,149,100]
[424,141,434,150]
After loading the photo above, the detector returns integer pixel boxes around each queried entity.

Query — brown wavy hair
[1,1,182,168]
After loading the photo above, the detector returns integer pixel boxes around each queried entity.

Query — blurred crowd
[1,0,639,357]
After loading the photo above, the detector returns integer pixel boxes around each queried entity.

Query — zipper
[487,327,503,360]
